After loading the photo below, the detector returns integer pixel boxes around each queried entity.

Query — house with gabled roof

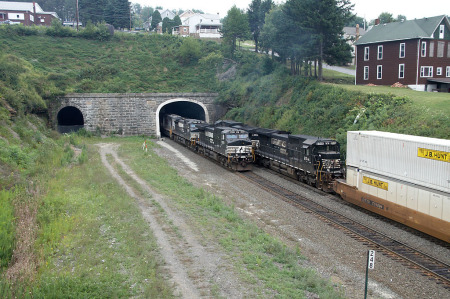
[0,1,59,26]
[173,12,222,39]
[355,15,450,92]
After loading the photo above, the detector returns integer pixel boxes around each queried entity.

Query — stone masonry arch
[155,98,210,138]
[51,93,226,136]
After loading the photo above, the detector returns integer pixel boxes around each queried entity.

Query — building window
[446,66,450,77]
[364,66,369,80]
[439,24,444,39]
[437,42,445,57]
[377,45,383,60]
[420,66,433,77]
[398,64,405,78]
[364,47,369,61]
[436,67,442,76]
[399,43,405,58]
[421,41,427,57]
[429,42,434,57]
[377,65,382,79]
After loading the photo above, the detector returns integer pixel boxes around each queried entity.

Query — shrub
[178,38,201,65]
[0,190,15,269]
[45,19,75,37]
[0,24,40,36]
[79,22,113,41]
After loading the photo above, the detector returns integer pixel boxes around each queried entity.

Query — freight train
[334,131,450,242]
[161,114,254,171]
[161,114,450,242]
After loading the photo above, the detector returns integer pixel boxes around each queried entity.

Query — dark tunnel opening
[159,101,206,136]
[57,106,84,133]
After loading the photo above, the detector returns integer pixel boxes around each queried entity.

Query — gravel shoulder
[98,142,254,298]
[153,138,450,299]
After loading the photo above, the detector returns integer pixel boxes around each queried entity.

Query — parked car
[0,20,21,25]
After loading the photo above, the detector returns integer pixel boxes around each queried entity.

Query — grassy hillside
[216,54,449,156]
[0,25,219,96]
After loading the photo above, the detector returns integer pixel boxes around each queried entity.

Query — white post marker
[368,250,376,269]
[364,250,376,299]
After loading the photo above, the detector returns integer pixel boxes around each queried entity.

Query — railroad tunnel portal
[156,99,209,138]
[53,93,224,137]
[57,106,84,133]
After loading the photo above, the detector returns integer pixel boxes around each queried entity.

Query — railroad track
[238,171,450,289]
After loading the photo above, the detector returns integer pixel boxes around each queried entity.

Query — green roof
[355,15,449,45]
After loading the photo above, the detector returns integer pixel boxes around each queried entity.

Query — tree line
[221,0,354,81]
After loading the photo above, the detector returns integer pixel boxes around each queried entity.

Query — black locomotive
[251,129,342,192]
[161,114,254,171]
[217,121,342,191]
[161,114,343,189]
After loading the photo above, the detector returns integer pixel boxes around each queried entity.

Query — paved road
[323,64,356,76]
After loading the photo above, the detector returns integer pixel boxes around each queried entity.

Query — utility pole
[76,0,79,31]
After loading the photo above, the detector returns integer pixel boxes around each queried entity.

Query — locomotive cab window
[316,144,339,152]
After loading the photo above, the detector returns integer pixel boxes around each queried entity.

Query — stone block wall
[51,93,225,136]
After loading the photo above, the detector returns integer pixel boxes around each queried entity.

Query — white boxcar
[346,131,450,194]
[346,166,450,222]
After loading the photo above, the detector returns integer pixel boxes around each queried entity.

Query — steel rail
[238,171,450,289]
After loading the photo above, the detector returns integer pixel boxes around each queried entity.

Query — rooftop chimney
[356,24,360,40]
[375,18,380,26]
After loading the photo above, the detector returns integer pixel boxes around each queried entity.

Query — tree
[173,15,182,27]
[378,12,394,24]
[151,10,162,30]
[396,15,407,22]
[141,6,154,21]
[261,5,314,75]
[345,15,366,28]
[79,0,107,24]
[104,0,130,29]
[221,6,251,58]
[284,0,354,81]
[247,0,274,52]
[162,17,173,34]
[178,38,201,65]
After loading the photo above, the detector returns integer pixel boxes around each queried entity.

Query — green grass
[0,190,15,269]
[335,83,450,116]
[0,134,173,297]
[322,69,355,84]
[117,138,344,298]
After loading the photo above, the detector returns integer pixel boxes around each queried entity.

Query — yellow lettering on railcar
[417,148,449,163]
[362,176,389,191]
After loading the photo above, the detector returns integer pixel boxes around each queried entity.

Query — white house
[181,13,222,39]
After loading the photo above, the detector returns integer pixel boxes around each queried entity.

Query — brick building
[0,1,59,26]
[355,15,450,92]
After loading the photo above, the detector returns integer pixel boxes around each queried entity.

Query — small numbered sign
[368,250,376,269]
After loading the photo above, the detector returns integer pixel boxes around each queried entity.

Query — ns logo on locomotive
[161,114,344,191]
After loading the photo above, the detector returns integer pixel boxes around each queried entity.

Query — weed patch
[0,190,15,269]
